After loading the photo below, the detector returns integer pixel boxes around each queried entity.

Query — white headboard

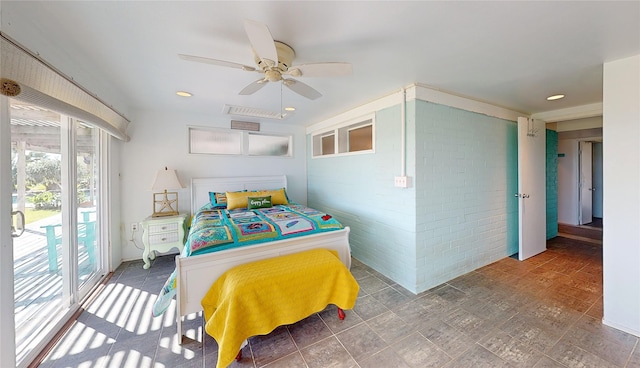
[190,175,288,214]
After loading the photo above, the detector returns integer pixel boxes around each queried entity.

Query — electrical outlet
[394,176,409,188]
[131,223,138,232]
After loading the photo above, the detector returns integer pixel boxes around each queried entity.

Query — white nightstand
[141,213,187,269]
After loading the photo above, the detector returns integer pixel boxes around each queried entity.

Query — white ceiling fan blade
[178,54,256,71]
[283,78,322,100]
[244,19,278,67]
[239,78,268,95]
[287,62,352,78]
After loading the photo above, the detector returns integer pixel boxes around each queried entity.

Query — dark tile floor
[39,236,639,368]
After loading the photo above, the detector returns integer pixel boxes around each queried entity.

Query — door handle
[11,210,25,238]
[515,193,530,198]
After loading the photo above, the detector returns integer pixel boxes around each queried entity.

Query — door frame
[579,141,593,225]
[1,95,17,368]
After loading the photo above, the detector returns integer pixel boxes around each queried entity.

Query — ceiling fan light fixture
[265,70,282,82]
[546,94,565,101]
[288,68,302,77]
[284,106,296,112]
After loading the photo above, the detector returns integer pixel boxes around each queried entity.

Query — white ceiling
[2,1,639,127]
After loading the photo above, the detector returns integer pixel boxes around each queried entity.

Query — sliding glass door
[8,98,105,366]
[76,123,102,296]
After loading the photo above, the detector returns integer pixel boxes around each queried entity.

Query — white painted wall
[603,54,640,337]
[557,139,579,225]
[118,108,307,262]
[555,116,602,132]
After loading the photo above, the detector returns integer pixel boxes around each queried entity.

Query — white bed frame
[175,175,351,339]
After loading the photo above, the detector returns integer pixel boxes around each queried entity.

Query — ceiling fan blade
[239,78,268,95]
[287,62,352,78]
[244,19,278,67]
[283,78,322,100]
[178,54,256,71]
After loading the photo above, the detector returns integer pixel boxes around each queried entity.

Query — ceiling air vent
[231,120,260,131]
[223,104,292,120]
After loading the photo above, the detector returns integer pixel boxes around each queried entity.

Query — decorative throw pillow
[226,188,289,209]
[209,191,228,208]
[247,196,272,209]
[209,190,246,208]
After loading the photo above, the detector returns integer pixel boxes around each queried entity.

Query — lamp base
[151,211,179,218]
[153,191,179,218]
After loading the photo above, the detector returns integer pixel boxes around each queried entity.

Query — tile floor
[39,235,639,368]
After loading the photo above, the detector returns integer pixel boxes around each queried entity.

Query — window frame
[247,131,293,157]
[188,125,293,157]
[312,114,375,158]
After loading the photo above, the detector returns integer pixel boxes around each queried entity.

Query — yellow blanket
[201,248,359,368]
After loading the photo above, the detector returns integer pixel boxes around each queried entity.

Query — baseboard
[602,318,640,338]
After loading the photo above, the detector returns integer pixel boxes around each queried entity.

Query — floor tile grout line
[624,339,639,368]
[45,236,624,368]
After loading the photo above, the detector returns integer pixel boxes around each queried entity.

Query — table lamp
[151,167,184,217]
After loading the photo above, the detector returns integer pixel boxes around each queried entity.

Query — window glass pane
[76,123,98,287]
[248,133,291,156]
[10,99,64,363]
[189,127,242,155]
[313,116,374,157]
[348,125,373,152]
[321,135,335,155]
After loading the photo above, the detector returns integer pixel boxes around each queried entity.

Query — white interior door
[517,117,547,260]
[579,141,593,225]
[593,142,603,218]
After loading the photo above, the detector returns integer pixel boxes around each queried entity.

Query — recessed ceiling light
[546,94,565,101]
[176,91,192,97]
[284,107,296,112]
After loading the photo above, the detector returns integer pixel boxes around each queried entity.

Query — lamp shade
[151,167,184,191]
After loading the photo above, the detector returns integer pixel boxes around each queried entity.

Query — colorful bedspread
[152,204,344,316]
[202,248,359,368]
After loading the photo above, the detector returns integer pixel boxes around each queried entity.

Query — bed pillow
[226,188,289,210]
[208,192,228,208]
[209,190,246,208]
[255,188,289,205]
[247,195,272,209]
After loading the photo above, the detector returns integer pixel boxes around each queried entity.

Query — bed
[152,175,352,340]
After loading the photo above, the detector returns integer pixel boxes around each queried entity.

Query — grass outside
[24,208,60,225]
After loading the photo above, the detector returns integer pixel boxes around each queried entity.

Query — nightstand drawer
[148,222,178,234]
[148,232,179,245]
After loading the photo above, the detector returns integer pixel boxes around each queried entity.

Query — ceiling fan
[179,20,352,100]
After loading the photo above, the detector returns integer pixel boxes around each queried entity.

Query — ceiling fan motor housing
[255,41,295,73]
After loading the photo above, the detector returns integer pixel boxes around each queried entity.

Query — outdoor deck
[13,211,97,362]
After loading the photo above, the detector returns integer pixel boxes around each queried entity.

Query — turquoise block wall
[546,129,559,239]
[414,100,517,291]
[307,104,418,292]
[307,99,557,293]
